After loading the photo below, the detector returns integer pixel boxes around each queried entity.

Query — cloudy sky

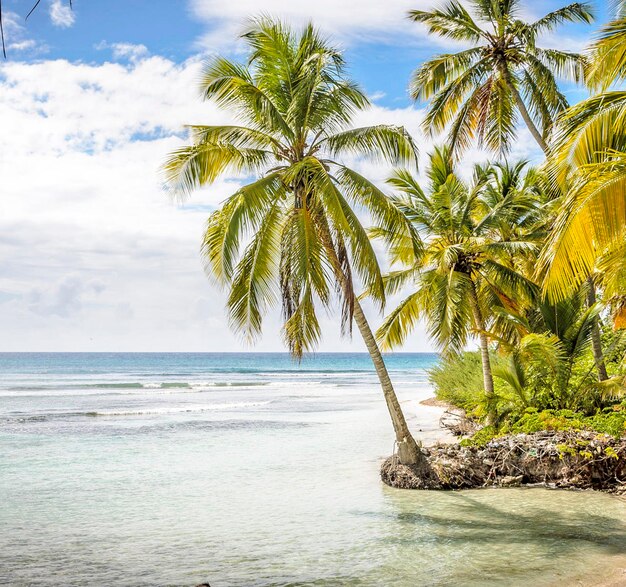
[0,0,610,352]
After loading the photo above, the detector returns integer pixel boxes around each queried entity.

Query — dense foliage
[382,0,626,437]
[167,3,626,446]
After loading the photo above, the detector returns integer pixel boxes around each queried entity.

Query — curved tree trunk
[587,277,609,382]
[318,223,422,466]
[500,67,550,155]
[352,297,422,465]
[468,280,495,416]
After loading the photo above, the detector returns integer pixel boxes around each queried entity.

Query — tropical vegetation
[374,148,539,420]
[167,1,626,456]
[409,0,593,156]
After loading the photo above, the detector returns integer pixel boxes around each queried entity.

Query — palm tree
[374,147,538,419]
[163,18,424,465]
[408,0,593,156]
[494,286,605,412]
[543,1,626,300]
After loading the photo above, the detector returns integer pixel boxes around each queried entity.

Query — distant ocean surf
[2,352,625,586]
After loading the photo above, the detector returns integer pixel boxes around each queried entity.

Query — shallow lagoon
[1,353,625,586]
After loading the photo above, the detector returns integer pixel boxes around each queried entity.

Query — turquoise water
[1,353,625,586]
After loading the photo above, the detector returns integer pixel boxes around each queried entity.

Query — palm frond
[334,165,423,260]
[163,142,273,197]
[586,16,626,90]
[227,202,285,340]
[408,1,484,42]
[529,3,594,35]
[322,125,419,168]
[376,291,422,350]
[410,47,484,101]
[202,173,286,283]
[200,55,293,138]
[543,161,626,299]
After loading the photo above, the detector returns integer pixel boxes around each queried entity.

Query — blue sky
[6,0,609,105]
[0,0,613,351]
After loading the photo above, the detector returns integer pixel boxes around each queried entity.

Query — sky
[0,0,612,352]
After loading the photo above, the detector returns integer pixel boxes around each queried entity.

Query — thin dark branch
[0,0,6,59]
[1,1,74,58]
[25,0,43,21]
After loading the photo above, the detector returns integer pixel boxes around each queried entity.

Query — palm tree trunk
[503,65,607,382]
[500,66,550,155]
[352,297,422,465]
[318,224,422,466]
[587,277,608,381]
[468,280,495,402]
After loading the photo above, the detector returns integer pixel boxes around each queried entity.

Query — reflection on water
[1,353,625,586]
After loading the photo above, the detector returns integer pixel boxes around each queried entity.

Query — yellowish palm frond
[543,159,626,299]
[586,16,626,91]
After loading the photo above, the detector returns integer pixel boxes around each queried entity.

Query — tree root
[381,431,626,493]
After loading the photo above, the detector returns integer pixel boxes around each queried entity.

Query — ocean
[1,352,625,586]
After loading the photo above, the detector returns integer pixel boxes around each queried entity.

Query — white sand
[401,396,457,445]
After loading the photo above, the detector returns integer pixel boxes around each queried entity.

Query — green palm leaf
[408,0,593,156]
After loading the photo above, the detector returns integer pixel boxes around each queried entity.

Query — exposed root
[381,431,626,493]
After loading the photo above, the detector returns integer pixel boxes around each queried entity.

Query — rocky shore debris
[439,408,479,436]
[381,431,626,494]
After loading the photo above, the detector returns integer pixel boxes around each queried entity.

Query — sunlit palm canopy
[586,0,626,91]
[597,238,626,329]
[163,18,419,357]
[543,1,626,299]
[409,0,593,155]
[373,146,539,355]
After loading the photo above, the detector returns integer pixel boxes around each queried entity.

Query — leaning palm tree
[408,0,593,156]
[374,147,538,419]
[163,18,424,465]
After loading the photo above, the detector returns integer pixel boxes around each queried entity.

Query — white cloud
[187,0,594,53]
[8,39,37,52]
[49,0,76,28]
[0,53,439,352]
[28,276,106,317]
[188,0,440,50]
[0,39,543,352]
[0,10,46,55]
[0,55,240,351]
[96,41,150,61]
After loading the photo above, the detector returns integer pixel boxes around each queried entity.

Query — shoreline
[400,396,626,587]
[401,396,626,494]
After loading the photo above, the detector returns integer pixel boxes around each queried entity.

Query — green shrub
[460,425,500,447]
[585,409,626,437]
[462,405,626,446]
[428,348,626,443]
[507,409,585,434]
[428,351,485,413]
